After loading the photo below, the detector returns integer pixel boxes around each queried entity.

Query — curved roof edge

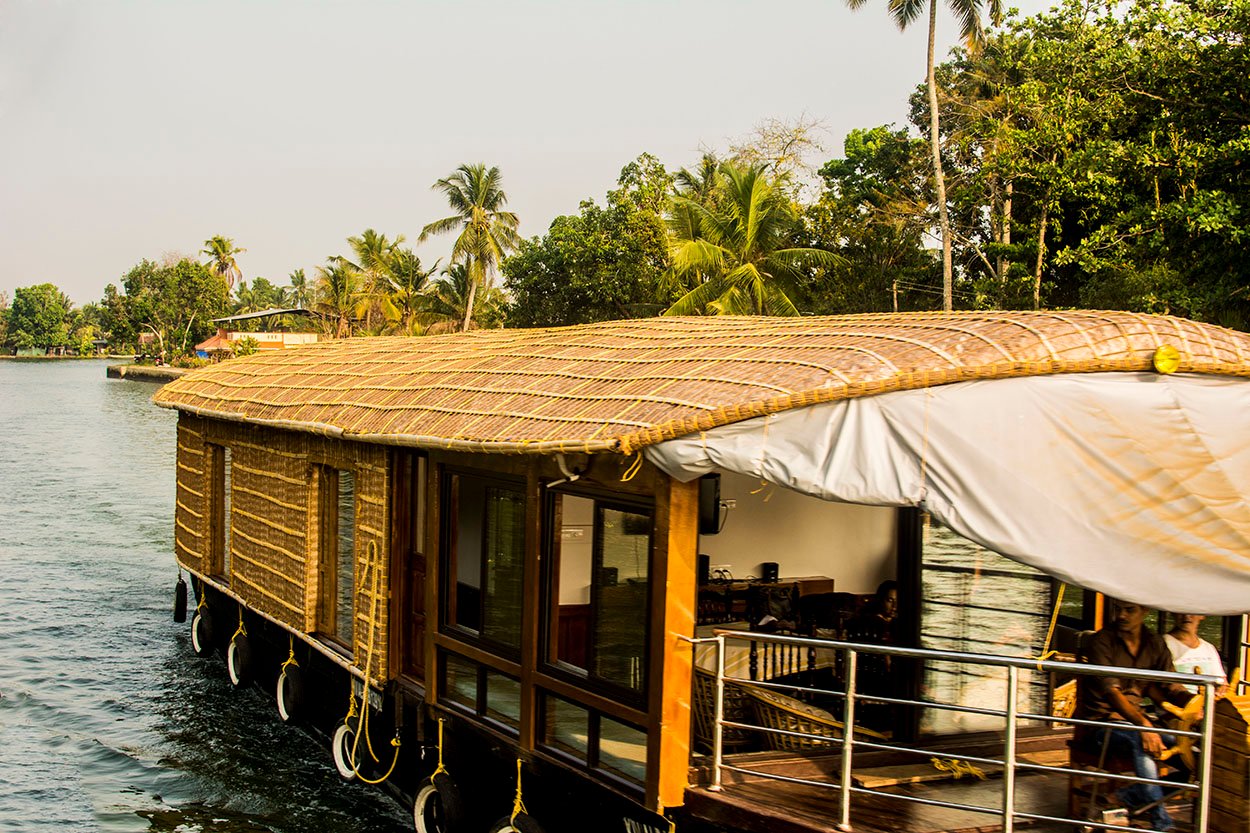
[153,311,1250,455]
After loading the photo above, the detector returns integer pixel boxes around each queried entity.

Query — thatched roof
[153,312,1250,455]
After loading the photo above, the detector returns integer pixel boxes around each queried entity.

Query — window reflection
[548,494,651,694]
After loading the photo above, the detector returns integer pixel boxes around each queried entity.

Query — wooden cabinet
[696,576,832,626]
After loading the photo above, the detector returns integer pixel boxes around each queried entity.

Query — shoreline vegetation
[3,0,1247,365]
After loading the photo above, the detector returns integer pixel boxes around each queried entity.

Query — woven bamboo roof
[153,311,1250,455]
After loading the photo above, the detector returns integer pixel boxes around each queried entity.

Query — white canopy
[645,372,1250,615]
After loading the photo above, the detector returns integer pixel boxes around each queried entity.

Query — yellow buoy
[1153,344,1181,374]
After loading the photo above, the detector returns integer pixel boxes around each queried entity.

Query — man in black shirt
[1076,600,1195,831]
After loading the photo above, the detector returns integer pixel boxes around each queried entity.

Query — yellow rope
[431,718,447,779]
[232,606,247,641]
[338,540,401,785]
[930,757,986,780]
[1034,584,1065,669]
[620,452,643,482]
[509,758,529,822]
[281,635,298,672]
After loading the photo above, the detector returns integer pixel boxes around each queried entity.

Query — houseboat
[154,311,1250,833]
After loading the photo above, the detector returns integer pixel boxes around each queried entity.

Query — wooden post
[649,472,699,811]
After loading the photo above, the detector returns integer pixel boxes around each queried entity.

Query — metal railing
[696,629,1223,833]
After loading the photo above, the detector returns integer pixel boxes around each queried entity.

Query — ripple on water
[0,362,409,832]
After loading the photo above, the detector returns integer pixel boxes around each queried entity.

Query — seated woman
[845,580,898,732]
[1165,613,1228,696]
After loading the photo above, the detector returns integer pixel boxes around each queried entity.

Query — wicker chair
[692,668,757,753]
[745,684,886,752]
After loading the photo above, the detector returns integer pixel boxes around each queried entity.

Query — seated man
[1075,600,1195,831]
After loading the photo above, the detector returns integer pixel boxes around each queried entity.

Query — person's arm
[1107,687,1167,756]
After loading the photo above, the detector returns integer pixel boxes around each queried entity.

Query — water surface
[0,360,409,833]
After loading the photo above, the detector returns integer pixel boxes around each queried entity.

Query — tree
[664,162,840,316]
[728,115,828,200]
[287,268,311,309]
[388,248,439,334]
[345,228,403,332]
[116,259,230,357]
[201,235,246,291]
[0,290,8,346]
[6,283,72,351]
[419,164,521,332]
[504,154,675,326]
[846,0,1002,311]
[312,258,364,338]
[803,126,942,312]
[420,263,506,333]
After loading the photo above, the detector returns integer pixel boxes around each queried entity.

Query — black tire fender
[413,771,465,833]
[190,608,215,657]
[331,722,358,781]
[487,812,544,833]
[226,632,254,688]
[276,664,305,723]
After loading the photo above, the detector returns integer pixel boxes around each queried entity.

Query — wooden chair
[744,684,886,753]
[691,668,756,753]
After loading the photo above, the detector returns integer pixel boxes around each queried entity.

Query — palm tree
[345,229,403,331]
[287,268,310,309]
[419,164,521,332]
[202,235,246,291]
[664,163,840,316]
[389,249,439,334]
[845,0,1001,310]
[418,263,505,334]
[312,257,364,338]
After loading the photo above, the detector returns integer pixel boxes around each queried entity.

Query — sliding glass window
[441,471,526,655]
[545,492,652,702]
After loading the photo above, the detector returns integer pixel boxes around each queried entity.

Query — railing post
[710,634,726,792]
[839,647,857,832]
[1001,665,1018,833]
[1196,680,1216,833]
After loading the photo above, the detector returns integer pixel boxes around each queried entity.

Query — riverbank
[106,364,187,382]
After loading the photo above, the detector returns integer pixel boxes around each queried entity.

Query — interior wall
[697,472,897,593]
[558,495,595,604]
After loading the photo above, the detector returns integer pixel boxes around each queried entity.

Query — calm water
[0,360,409,833]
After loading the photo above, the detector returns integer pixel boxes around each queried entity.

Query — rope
[510,758,529,822]
[340,540,402,784]
[620,452,643,482]
[431,717,447,779]
[232,606,247,641]
[281,635,299,672]
[1034,584,1065,669]
[930,756,986,780]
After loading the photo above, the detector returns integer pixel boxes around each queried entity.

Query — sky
[0,0,1055,306]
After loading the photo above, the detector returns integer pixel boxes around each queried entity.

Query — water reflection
[0,361,407,832]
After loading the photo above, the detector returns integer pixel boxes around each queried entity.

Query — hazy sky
[0,0,1054,305]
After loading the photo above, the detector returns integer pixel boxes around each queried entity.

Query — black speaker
[698,553,711,586]
[698,474,721,535]
[760,562,779,582]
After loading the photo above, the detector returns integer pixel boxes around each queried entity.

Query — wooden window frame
[315,464,356,657]
[206,443,232,581]
[541,486,655,713]
[438,467,528,661]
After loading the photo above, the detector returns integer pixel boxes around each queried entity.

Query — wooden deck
[681,736,1196,833]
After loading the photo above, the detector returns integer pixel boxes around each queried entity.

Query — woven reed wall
[174,412,392,680]
[223,421,311,628]
[154,312,1250,456]
[174,414,209,574]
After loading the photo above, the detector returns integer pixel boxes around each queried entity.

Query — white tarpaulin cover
[645,372,1250,615]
